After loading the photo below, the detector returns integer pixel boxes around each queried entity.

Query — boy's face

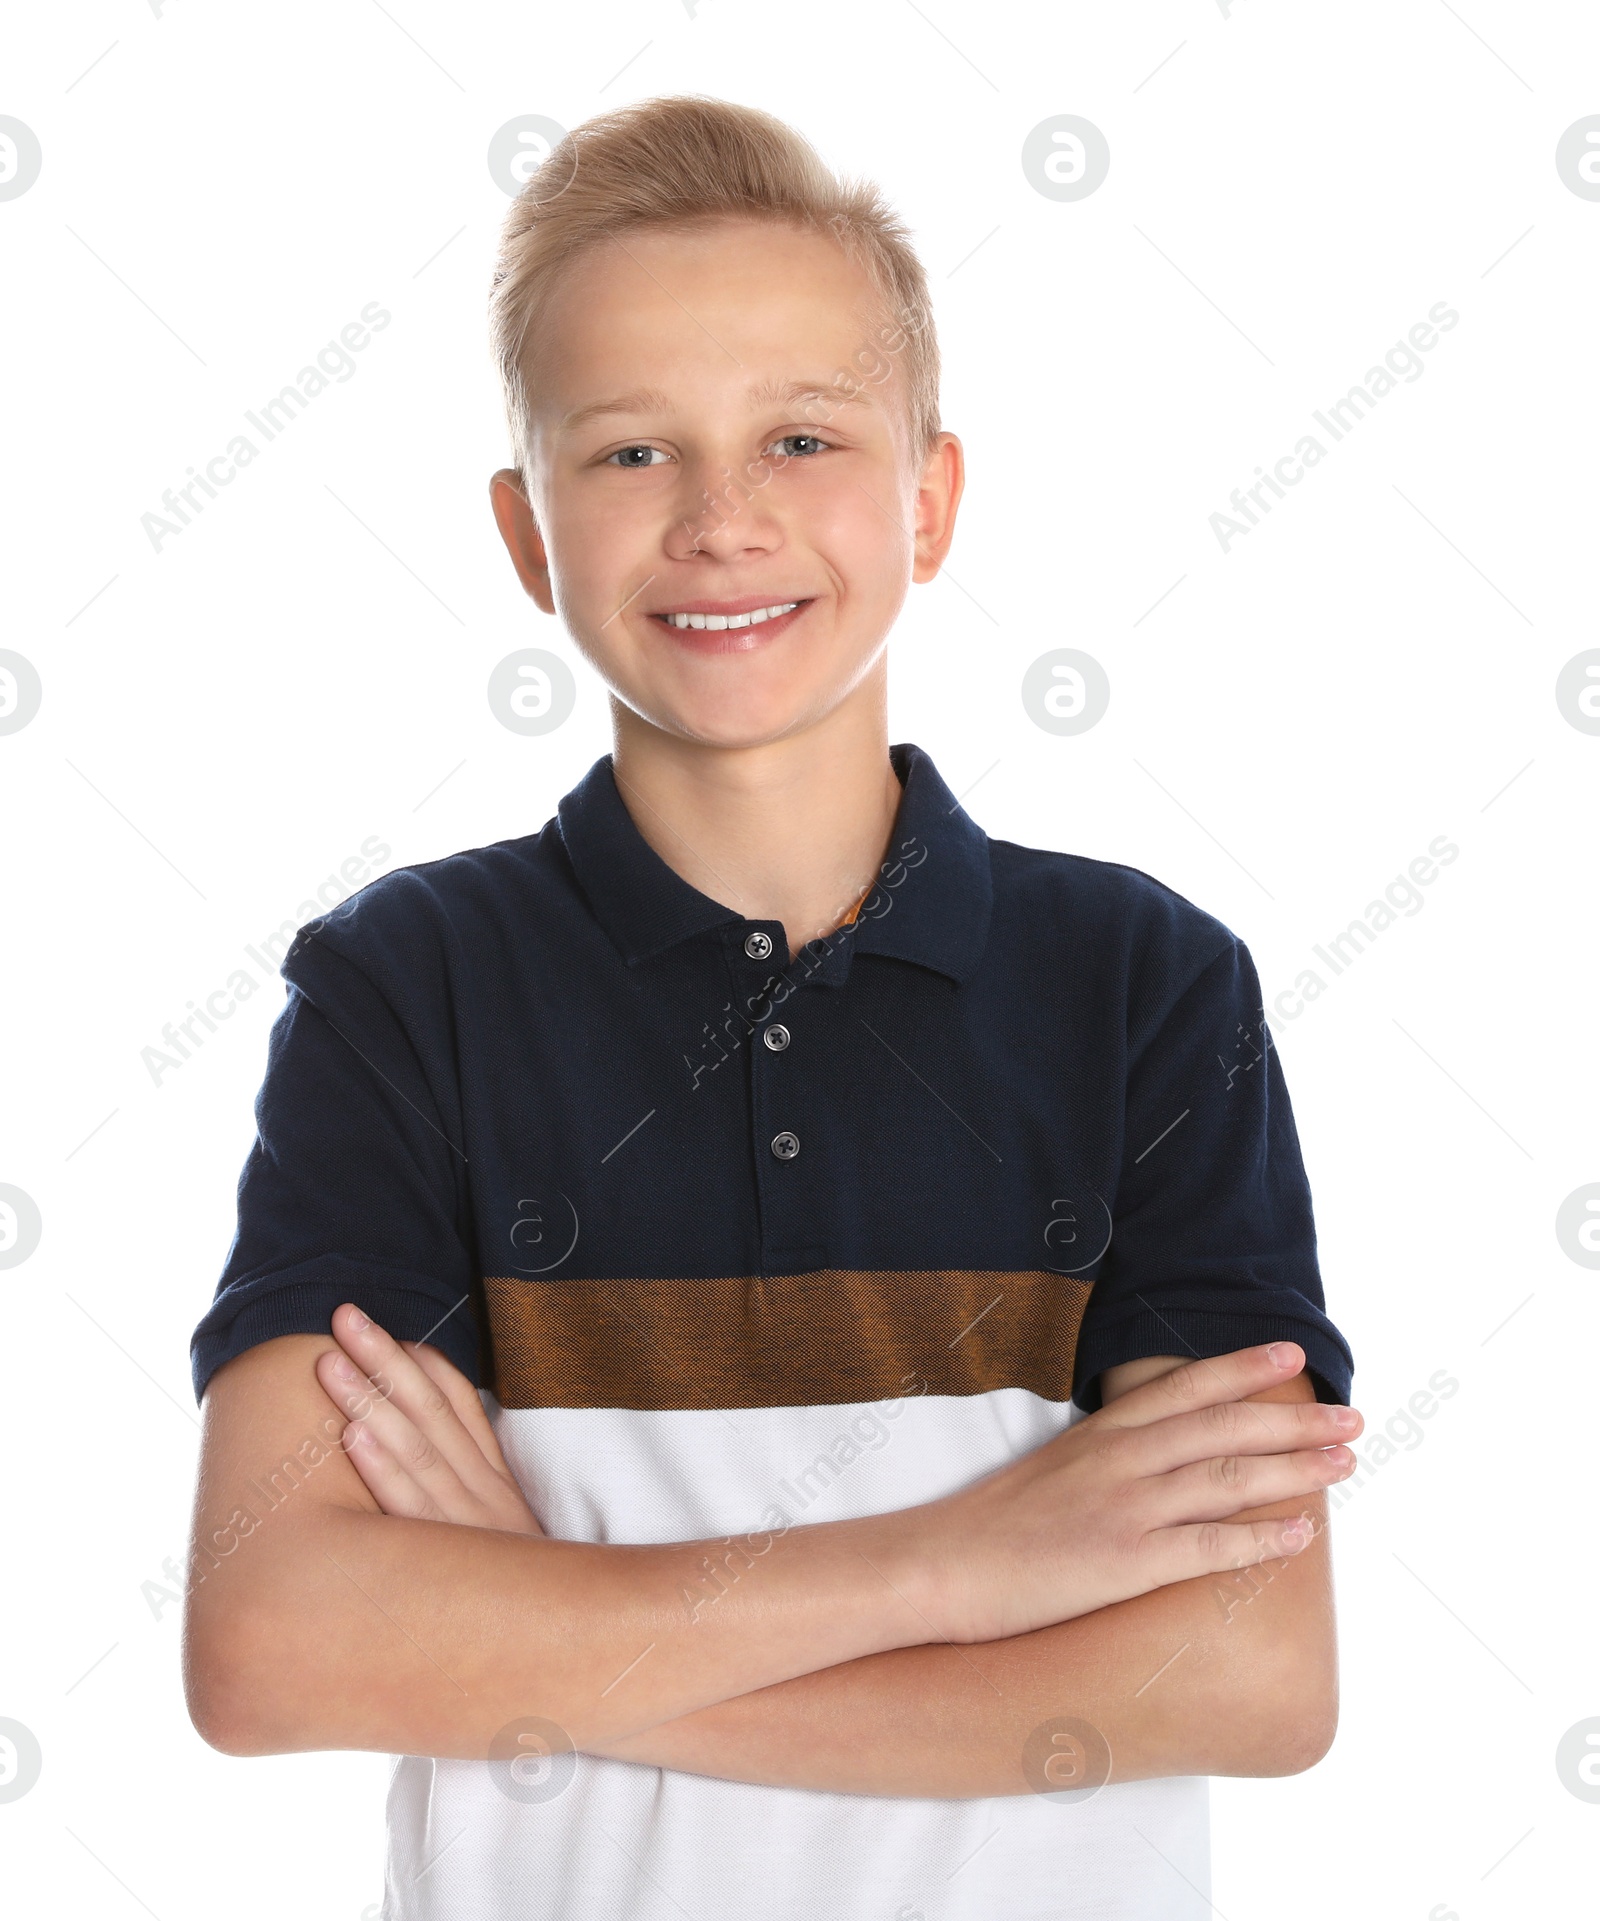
[491,218,962,750]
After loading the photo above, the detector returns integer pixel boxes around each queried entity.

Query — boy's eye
[604,435,832,467]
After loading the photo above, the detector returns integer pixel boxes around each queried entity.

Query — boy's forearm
[584,1498,1337,1798]
[190,1498,939,1760]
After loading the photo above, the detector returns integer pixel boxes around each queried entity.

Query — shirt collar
[555,740,993,985]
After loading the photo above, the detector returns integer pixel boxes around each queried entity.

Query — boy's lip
[647,594,814,617]
[653,598,813,653]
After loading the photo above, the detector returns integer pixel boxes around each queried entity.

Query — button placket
[739,924,807,1254]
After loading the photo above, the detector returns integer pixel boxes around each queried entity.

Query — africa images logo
[140,303,392,552]
[1210,302,1459,553]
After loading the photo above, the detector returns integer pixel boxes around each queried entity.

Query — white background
[3,2,1597,1916]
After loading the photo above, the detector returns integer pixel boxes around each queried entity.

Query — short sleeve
[189,928,483,1403]
[1071,935,1354,1413]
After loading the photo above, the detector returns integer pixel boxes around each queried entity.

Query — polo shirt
[191,738,1354,1921]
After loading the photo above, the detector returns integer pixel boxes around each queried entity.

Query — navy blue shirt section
[191,741,1353,1412]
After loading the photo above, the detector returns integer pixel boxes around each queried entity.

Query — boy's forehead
[529,222,898,430]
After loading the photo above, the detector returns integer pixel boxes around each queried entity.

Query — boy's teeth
[664,602,800,631]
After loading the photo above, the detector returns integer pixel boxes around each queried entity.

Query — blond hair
[488,94,940,482]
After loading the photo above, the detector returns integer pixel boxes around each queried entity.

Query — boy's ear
[489,468,555,614]
[910,431,964,585]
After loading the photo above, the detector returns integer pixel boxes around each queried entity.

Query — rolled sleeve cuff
[1072,1304,1354,1414]
[190,1254,482,1403]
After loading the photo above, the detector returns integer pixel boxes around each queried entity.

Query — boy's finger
[1147,1510,1323,1585]
[316,1345,462,1491]
[1092,1341,1316,1432]
[1150,1440,1357,1523]
[341,1418,449,1523]
[325,1305,496,1496]
[403,1341,502,1450]
[405,1342,522,1479]
[1135,1396,1360,1478]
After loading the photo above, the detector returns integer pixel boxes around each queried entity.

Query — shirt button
[744,930,773,960]
[763,1024,791,1052]
[770,1130,800,1160]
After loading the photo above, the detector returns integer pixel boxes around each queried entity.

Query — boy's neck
[608,693,904,965]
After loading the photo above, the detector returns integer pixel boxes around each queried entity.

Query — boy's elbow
[181,1507,426,1757]
[182,1534,346,1756]
[1253,1667,1339,1777]
[184,1336,391,1756]
[184,1636,262,1757]
[187,1687,270,1759]
[184,1601,295,1756]
[1199,1635,1339,1778]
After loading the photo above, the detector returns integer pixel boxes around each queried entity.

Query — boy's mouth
[648,597,814,652]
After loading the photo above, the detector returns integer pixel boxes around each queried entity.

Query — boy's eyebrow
[558,376,875,434]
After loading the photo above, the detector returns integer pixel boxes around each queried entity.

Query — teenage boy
[186,94,1360,1921]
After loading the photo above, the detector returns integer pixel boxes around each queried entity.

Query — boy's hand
[921,1339,1361,1644]
[315,1302,545,1537]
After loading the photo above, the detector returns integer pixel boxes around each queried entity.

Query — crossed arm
[185,1319,1340,1796]
[582,1356,1338,1795]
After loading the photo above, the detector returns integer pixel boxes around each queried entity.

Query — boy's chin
[624,689,848,754]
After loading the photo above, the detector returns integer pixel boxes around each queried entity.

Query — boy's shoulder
[985,831,1243,985]
[280,820,565,987]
